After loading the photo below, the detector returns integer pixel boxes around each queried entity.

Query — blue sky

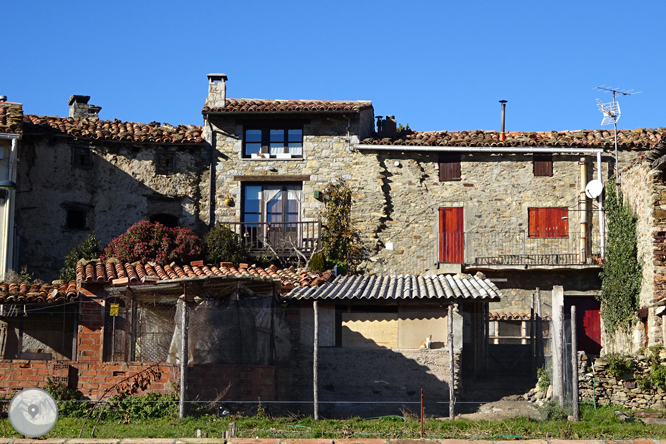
[3,1,664,132]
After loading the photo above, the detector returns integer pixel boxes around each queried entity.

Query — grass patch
[3,404,666,439]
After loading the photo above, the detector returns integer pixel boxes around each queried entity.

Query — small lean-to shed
[283,272,501,417]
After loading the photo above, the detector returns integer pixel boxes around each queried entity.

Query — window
[156,153,175,175]
[439,153,461,181]
[72,146,92,168]
[242,183,302,249]
[242,183,301,224]
[534,154,553,176]
[528,207,568,238]
[66,208,87,230]
[243,127,303,158]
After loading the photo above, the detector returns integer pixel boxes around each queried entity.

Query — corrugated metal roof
[283,273,502,301]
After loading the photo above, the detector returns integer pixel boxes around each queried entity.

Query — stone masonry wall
[17,136,209,280]
[349,151,611,274]
[608,156,666,353]
[579,352,666,410]
[211,113,368,224]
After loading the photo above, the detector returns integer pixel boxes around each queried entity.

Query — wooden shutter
[439,153,461,181]
[528,207,568,238]
[534,154,553,176]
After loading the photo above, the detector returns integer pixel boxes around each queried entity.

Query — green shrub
[537,365,551,392]
[59,233,100,282]
[309,252,326,272]
[540,399,568,421]
[109,392,178,420]
[606,353,634,379]
[204,224,249,265]
[43,378,92,417]
[325,258,348,275]
[649,363,666,390]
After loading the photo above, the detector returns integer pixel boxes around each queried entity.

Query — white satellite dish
[585,180,604,199]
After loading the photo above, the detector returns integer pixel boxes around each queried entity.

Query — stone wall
[607,155,666,353]
[579,352,666,410]
[349,151,612,275]
[210,110,373,227]
[17,136,209,280]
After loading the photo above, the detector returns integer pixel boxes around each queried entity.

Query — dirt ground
[453,374,542,421]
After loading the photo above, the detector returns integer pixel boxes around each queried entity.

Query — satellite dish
[585,180,604,199]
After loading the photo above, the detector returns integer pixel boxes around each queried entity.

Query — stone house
[16,95,209,280]
[202,73,666,359]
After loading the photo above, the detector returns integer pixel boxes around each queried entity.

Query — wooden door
[439,207,464,263]
[564,297,601,355]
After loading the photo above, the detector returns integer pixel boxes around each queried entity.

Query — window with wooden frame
[243,126,303,158]
[156,152,175,175]
[439,153,461,181]
[72,146,92,168]
[534,154,553,176]
[528,207,568,238]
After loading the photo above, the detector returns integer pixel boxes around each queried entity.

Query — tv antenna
[594,85,641,198]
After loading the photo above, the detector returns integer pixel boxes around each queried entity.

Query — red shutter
[439,153,461,181]
[529,207,568,238]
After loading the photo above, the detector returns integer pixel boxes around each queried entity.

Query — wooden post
[420,389,424,438]
[530,291,535,373]
[313,300,319,420]
[178,295,189,419]
[571,305,579,421]
[536,288,542,368]
[448,304,455,419]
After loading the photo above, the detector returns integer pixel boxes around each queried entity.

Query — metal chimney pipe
[499,100,507,141]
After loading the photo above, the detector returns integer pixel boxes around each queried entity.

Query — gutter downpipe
[579,158,588,264]
[355,144,606,259]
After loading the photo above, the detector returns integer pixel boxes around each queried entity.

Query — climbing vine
[320,180,361,266]
[599,179,642,336]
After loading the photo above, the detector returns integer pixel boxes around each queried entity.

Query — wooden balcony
[218,221,322,258]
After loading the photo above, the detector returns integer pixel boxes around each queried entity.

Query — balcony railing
[441,230,605,266]
[380,230,606,276]
[218,221,322,257]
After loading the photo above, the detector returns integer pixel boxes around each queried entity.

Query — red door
[564,297,601,355]
[439,207,464,263]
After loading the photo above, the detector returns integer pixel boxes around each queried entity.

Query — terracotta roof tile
[23,115,204,144]
[203,98,373,114]
[0,102,24,135]
[489,311,552,321]
[76,259,334,294]
[0,280,82,304]
[360,128,666,150]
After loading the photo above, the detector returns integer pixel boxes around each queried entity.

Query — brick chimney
[68,95,101,119]
[207,73,228,109]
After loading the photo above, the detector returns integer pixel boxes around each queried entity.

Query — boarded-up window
[528,207,568,238]
[534,154,553,176]
[439,153,461,181]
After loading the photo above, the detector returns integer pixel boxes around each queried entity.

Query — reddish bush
[101,221,205,264]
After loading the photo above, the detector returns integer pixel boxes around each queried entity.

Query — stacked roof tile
[489,312,552,321]
[23,115,204,144]
[76,259,333,293]
[0,281,80,304]
[284,273,501,301]
[361,128,666,150]
[0,102,24,135]
[203,98,373,114]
